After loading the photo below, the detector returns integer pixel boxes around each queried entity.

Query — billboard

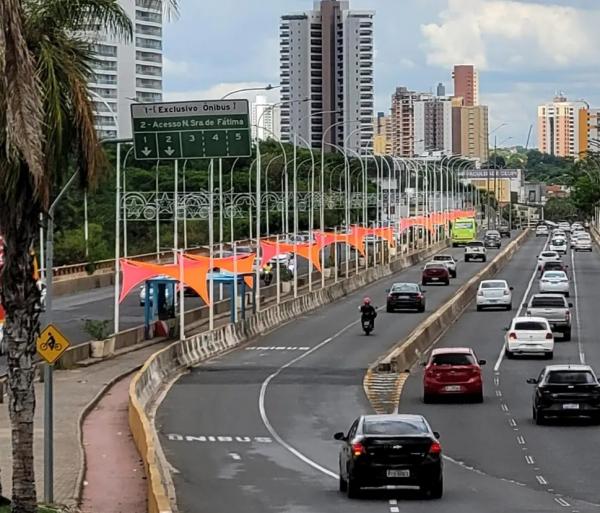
[461,169,520,179]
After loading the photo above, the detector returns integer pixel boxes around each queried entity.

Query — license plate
[445,385,462,392]
[563,403,580,410]
[399,295,410,298]
[431,277,439,281]
[387,469,410,478]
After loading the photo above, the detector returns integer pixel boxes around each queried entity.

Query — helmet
[363,297,371,305]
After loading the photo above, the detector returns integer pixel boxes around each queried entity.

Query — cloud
[421,0,600,70]
[163,57,192,77]
[164,82,281,103]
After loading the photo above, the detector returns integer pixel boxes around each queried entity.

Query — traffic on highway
[154,221,600,513]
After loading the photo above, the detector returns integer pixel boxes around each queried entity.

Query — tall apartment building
[455,105,489,161]
[453,65,478,107]
[537,95,586,158]
[251,95,281,141]
[279,0,375,153]
[89,0,164,139]
[413,97,453,155]
[584,108,600,152]
[390,86,420,157]
[436,82,446,97]
[373,112,392,155]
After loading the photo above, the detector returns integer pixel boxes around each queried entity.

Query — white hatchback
[574,235,592,252]
[539,270,570,296]
[549,238,567,254]
[505,317,554,359]
[476,280,513,311]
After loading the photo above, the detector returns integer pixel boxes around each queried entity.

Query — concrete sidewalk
[0,342,168,508]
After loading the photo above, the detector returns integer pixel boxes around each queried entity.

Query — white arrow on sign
[164,147,175,156]
[141,147,152,157]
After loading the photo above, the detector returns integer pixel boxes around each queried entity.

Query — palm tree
[0,1,136,511]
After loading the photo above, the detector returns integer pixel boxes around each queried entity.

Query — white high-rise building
[414,96,453,156]
[89,0,164,139]
[280,0,374,153]
[251,95,281,141]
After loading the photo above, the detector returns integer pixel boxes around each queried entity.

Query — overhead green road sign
[130,100,252,160]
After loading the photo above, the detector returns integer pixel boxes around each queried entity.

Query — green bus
[451,217,477,246]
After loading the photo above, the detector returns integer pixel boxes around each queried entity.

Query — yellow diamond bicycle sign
[37,324,70,364]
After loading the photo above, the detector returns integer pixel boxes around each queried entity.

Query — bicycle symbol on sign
[40,333,62,352]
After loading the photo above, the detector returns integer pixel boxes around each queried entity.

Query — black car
[498,225,511,238]
[335,414,443,499]
[386,283,426,313]
[528,365,600,425]
[484,230,501,249]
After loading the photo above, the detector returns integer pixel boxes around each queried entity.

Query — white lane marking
[536,475,547,485]
[555,497,571,507]
[570,251,585,364]
[501,404,509,412]
[389,500,398,505]
[509,418,517,427]
[390,508,400,513]
[525,455,535,465]
[229,453,241,461]
[517,436,525,445]
[494,376,500,386]
[246,347,310,352]
[258,303,389,480]
[496,390,502,397]
[494,236,549,372]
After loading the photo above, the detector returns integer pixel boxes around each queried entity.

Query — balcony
[136,37,162,50]
[136,10,161,23]
[136,78,162,90]
[136,23,162,37]
[136,0,161,12]
[136,64,161,76]
[136,51,162,63]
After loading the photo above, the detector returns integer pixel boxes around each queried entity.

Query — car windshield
[391,283,419,292]
[530,297,566,308]
[546,371,596,385]
[543,272,566,279]
[485,231,500,237]
[514,321,547,330]
[543,262,563,269]
[540,252,558,258]
[481,281,506,289]
[433,256,452,261]
[363,418,428,435]
[551,240,565,245]
[431,353,475,365]
[455,221,474,229]
[425,264,445,269]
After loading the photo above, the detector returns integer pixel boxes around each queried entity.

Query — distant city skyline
[162,0,600,149]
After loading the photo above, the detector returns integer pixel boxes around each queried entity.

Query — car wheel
[386,305,393,313]
[423,392,434,404]
[476,305,483,312]
[506,303,512,311]
[473,391,484,403]
[535,408,546,426]
[465,256,470,262]
[505,348,513,359]
[426,476,444,499]
[452,272,457,278]
[563,329,572,342]
[339,474,348,493]
[418,305,426,313]
[422,281,427,286]
[444,280,450,286]
[346,476,360,499]
[565,292,570,298]
[482,257,487,262]
[546,351,554,360]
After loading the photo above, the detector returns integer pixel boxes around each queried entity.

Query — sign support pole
[209,159,215,330]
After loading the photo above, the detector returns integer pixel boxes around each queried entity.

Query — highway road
[399,237,600,512]
[156,237,516,512]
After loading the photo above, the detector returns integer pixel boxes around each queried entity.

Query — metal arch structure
[121,190,422,221]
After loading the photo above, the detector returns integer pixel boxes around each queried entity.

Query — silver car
[574,235,592,252]
[476,279,513,311]
[539,270,570,297]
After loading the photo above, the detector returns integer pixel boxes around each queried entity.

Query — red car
[421,263,450,286]
[423,348,486,403]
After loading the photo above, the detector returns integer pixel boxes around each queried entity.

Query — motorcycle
[361,316,374,335]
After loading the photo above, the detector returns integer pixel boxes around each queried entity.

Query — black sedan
[386,283,426,313]
[528,365,600,424]
[334,414,443,499]
[498,225,511,237]
[484,231,501,249]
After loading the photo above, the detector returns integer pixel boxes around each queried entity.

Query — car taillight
[429,441,442,454]
[566,310,571,320]
[416,293,423,299]
[503,290,510,296]
[352,442,366,457]
[478,290,484,296]
[545,332,553,340]
[508,332,517,340]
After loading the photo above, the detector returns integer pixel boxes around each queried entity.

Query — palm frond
[0,0,45,202]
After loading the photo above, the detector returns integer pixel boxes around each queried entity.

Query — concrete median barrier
[128,240,450,512]
[365,229,532,413]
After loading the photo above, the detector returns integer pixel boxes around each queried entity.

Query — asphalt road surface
[157,236,514,513]
[399,235,600,512]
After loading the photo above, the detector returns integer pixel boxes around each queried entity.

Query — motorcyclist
[262,262,273,285]
[359,297,377,330]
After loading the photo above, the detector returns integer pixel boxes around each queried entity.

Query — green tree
[543,197,578,221]
[0,1,136,511]
[54,224,111,267]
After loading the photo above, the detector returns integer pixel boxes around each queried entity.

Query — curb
[363,229,532,414]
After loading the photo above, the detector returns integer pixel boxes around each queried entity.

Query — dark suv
[335,414,443,499]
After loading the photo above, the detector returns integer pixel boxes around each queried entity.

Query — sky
[163,0,600,149]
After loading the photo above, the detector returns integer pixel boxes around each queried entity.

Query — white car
[535,225,549,237]
[476,280,513,311]
[505,316,554,359]
[558,222,571,233]
[465,241,487,262]
[537,251,561,270]
[549,238,567,254]
[574,234,592,252]
[539,270,570,296]
[431,254,457,278]
[569,232,583,247]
